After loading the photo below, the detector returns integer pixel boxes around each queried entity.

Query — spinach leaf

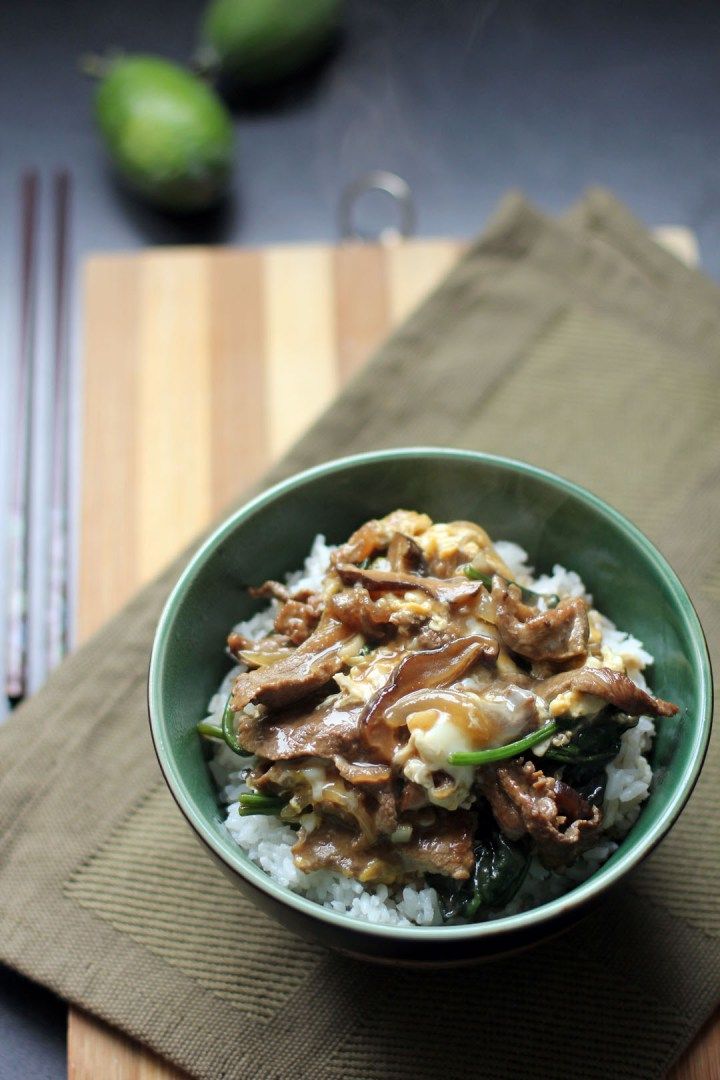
[428,875,469,922]
[429,814,529,923]
[540,712,637,807]
[564,769,607,807]
[465,829,530,918]
[543,712,636,768]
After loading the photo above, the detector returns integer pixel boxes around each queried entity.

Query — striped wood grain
[71,235,716,1079]
[71,237,461,1078]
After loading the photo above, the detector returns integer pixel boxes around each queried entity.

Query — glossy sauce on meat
[225,512,679,894]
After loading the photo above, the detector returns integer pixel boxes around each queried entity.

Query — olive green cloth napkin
[1,190,718,1080]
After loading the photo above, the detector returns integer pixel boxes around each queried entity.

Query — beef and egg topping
[199,511,678,921]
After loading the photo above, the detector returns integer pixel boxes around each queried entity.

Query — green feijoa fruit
[95,55,234,213]
[200,0,342,87]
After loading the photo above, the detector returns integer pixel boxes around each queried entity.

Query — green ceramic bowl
[149,448,712,963]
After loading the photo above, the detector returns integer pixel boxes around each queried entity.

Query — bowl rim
[148,446,713,942]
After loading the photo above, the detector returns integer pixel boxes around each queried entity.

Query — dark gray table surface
[2,1,720,1076]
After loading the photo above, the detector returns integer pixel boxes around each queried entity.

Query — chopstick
[5,169,74,709]
[5,172,39,705]
[47,170,72,671]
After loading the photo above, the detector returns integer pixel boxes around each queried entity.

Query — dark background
[2,0,720,263]
[2,0,720,1075]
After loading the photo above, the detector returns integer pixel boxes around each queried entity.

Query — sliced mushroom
[361,635,498,760]
[387,532,427,575]
[331,510,432,567]
[336,563,482,605]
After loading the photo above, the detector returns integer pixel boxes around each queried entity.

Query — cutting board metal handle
[338,170,416,243]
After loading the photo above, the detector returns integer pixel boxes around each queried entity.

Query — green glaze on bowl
[148,449,712,963]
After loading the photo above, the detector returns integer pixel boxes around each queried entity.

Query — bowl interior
[150,449,711,937]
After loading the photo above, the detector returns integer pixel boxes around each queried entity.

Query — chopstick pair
[5,171,73,709]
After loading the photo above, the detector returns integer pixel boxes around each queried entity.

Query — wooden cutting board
[70,234,716,1079]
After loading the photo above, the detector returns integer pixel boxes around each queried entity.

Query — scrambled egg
[394,685,546,810]
[416,521,516,579]
[396,709,476,810]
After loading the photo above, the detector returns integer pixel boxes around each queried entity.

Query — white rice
[202,536,657,927]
